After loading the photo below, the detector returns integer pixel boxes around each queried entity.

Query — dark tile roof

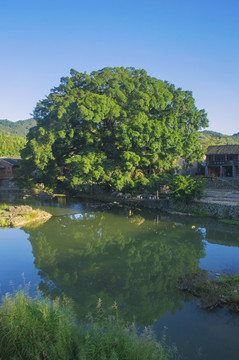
[0,158,19,166]
[206,145,239,155]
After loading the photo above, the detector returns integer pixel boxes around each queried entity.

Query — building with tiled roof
[0,158,20,180]
[206,145,239,177]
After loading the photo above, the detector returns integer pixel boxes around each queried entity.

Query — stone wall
[174,199,239,220]
[77,191,170,211]
[78,191,239,220]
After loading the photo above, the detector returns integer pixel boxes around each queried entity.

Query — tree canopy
[20,67,208,192]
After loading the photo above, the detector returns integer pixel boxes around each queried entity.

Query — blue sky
[1,0,238,134]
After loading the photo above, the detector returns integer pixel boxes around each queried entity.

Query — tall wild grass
[0,291,173,360]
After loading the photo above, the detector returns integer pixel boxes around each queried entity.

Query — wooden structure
[206,145,239,177]
[0,158,19,180]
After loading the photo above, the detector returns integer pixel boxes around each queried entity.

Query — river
[0,194,239,359]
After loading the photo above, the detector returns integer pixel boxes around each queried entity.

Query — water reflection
[23,208,205,324]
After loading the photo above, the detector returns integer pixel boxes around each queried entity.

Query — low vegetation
[219,219,239,225]
[0,205,51,227]
[178,270,239,312]
[169,175,204,205]
[0,132,26,157]
[0,291,172,360]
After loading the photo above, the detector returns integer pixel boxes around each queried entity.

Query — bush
[170,175,204,205]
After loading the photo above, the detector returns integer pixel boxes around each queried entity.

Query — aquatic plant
[178,270,239,312]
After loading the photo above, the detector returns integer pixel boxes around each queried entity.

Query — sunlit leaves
[20,67,208,192]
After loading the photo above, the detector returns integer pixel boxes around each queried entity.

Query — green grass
[0,217,8,227]
[0,203,8,214]
[219,219,239,225]
[25,210,41,221]
[190,209,208,216]
[0,292,172,360]
[220,274,239,283]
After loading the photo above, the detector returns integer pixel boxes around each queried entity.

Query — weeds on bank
[25,210,41,221]
[0,203,8,215]
[0,203,9,226]
[0,217,8,227]
[178,270,239,312]
[219,219,239,225]
[0,291,173,360]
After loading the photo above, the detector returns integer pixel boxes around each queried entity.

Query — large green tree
[20,67,208,191]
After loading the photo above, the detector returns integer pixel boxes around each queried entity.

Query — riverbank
[0,205,52,227]
[171,190,239,220]
[2,184,239,221]
[178,271,239,313]
[0,291,171,360]
[72,190,239,221]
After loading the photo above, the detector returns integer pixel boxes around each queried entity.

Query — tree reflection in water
[24,208,205,324]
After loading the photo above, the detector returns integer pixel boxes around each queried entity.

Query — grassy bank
[219,219,239,225]
[178,270,239,312]
[0,205,51,227]
[0,291,172,360]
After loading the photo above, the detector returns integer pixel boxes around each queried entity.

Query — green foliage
[219,219,239,225]
[198,130,239,150]
[0,132,26,156]
[221,274,239,283]
[179,271,239,312]
[0,291,75,360]
[20,67,208,192]
[0,118,36,137]
[170,175,204,204]
[0,291,171,360]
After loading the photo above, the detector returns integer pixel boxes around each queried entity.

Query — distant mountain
[199,130,239,148]
[0,118,36,137]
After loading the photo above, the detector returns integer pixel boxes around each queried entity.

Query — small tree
[170,175,204,204]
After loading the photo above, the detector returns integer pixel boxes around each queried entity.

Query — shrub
[170,175,204,205]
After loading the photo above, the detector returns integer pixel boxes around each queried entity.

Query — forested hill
[198,130,239,148]
[0,133,26,157]
[0,118,36,137]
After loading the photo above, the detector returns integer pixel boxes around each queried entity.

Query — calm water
[1,194,239,359]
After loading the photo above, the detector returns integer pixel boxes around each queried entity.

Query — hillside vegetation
[0,132,26,157]
[0,118,36,137]
[199,130,239,149]
[0,119,36,157]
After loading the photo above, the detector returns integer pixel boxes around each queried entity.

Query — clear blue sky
[1,0,238,134]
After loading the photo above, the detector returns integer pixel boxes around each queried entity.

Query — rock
[220,298,227,304]
[0,205,52,228]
